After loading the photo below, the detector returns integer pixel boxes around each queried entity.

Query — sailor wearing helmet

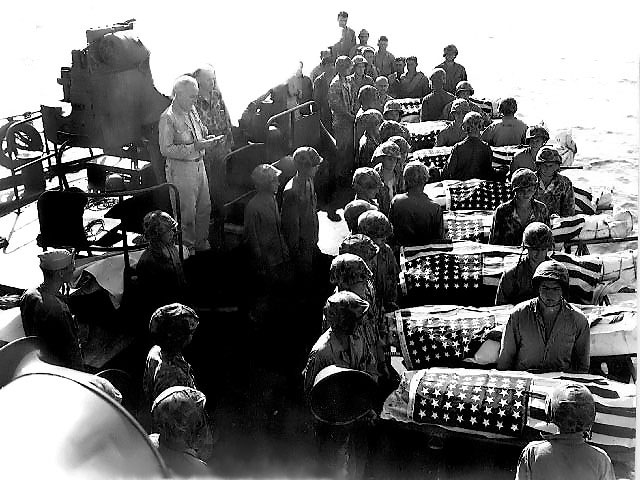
[516,383,615,479]
[328,55,356,186]
[352,167,383,206]
[534,145,576,216]
[441,80,489,124]
[435,98,471,147]
[372,141,402,215]
[489,168,550,246]
[349,28,371,58]
[435,44,468,94]
[356,109,383,168]
[382,98,402,122]
[497,260,590,373]
[495,222,554,305]
[441,112,495,180]
[510,125,551,174]
[244,164,290,280]
[361,46,379,79]
[281,147,322,278]
[20,249,83,370]
[481,97,529,147]
[150,386,214,471]
[348,55,375,111]
[390,160,445,246]
[419,68,456,121]
[358,210,400,313]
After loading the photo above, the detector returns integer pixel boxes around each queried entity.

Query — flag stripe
[596,404,636,418]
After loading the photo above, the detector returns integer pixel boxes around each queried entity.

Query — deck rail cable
[84,182,184,267]
[223,100,317,211]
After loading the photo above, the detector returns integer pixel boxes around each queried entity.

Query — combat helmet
[532,260,569,291]
[547,383,596,435]
[522,222,553,250]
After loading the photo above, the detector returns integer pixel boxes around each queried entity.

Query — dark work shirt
[489,198,550,246]
[390,192,445,246]
[420,90,456,121]
[442,136,494,181]
[497,299,590,373]
[495,259,538,306]
[20,286,83,370]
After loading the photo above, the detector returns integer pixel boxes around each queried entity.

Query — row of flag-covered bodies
[398,241,636,306]
[387,302,636,368]
[381,367,636,453]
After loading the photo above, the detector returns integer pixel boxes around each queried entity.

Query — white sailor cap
[38,249,74,271]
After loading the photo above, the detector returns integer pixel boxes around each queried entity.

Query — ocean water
[2,0,638,210]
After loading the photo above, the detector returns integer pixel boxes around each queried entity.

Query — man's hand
[194,135,224,151]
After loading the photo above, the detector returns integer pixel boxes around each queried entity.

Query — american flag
[390,303,637,360]
[400,242,617,305]
[396,310,495,369]
[549,252,603,304]
[411,147,451,169]
[551,215,586,242]
[384,368,636,450]
[395,98,422,116]
[405,121,448,151]
[574,186,597,214]
[446,217,488,242]
[410,370,531,437]
[449,180,511,210]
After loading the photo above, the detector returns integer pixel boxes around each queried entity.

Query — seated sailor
[435,98,471,147]
[497,260,590,373]
[489,168,550,246]
[495,222,553,305]
[20,249,83,370]
[534,145,576,217]
[481,97,528,147]
[510,125,550,175]
[435,44,468,94]
[441,112,495,181]
[516,383,615,480]
[281,147,322,279]
[390,160,445,246]
[419,68,456,121]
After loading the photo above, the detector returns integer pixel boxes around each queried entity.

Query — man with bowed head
[441,112,494,181]
[497,260,590,373]
[20,249,83,370]
[159,75,219,256]
[489,168,550,246]
[420,68,455,121]
[435,44,468,95]
[481,97,528,147]
[495,222,554,306]
[534,145,576,217]
[390,160,445,247]
[281,147,322,279]
[328,56,356,187]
